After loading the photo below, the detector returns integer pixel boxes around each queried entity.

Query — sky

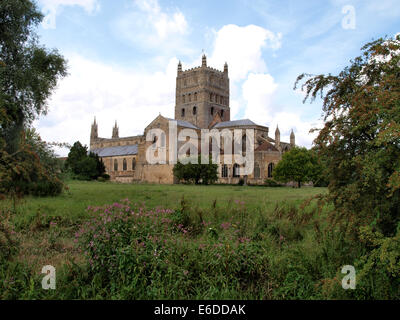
[33,0,400,156]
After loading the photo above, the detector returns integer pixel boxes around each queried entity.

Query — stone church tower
[112,121,119,139]
[174,54,230,128]
[90,117,98,143]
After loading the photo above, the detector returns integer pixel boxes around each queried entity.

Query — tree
[0,0,67,198]
[90,152,106,179]
[0,128,64,199]
[173,156,218,185]
[0,0,67,152]
[65,141,87,172]
[273,147,315,188]
[65,141,105,180]
[295,35,400,236]
[308,148,329,187]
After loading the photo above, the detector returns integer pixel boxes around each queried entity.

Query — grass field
[5,181,326,272]
[11,181,327,226]
[3,181,349,299]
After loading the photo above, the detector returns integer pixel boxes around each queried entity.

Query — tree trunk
[298,181,301,188]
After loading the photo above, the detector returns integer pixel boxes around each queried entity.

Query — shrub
[264,179,282,187]
[65,142,105,181]
[74,200,274,299]
[0,129,64,198]
[173,156,218,185]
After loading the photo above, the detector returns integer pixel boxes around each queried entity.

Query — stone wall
[175,64,230,129]
[101,155,137,181]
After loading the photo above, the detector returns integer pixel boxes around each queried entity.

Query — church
[89,55,295,184]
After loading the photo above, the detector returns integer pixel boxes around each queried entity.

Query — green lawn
[9,181,327,227]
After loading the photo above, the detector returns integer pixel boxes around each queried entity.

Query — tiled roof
[165,118,199,129]
[212,119,258,128]
[90,144,138,157]
[255,141,279,152]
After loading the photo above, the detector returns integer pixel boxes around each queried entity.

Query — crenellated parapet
[175,54,230,129]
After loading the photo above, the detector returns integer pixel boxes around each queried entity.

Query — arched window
[193,106,197,115]
[210,93,213,102]
[194,92,197,101]
[132,158,136,170]
[222,164,228,178]
[123,158,127,171]
[220,110,224,118]
[181,108,185,117]
[182,95,185,103]
[211,107,214,115]
[215,94,218,103]
[268,163,274,178]
[114,159,118,171]
[254,163,260,179]
[188,93,191,102]
[242,134,247,153]
[233,164,240,177]
[220,96,223,104]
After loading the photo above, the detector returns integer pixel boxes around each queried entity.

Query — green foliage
[0,0,67,199]
[74,200,275,299]
[0,182,331,299]
[263,179,282,187]
[353,226,400,299]
[296,35,400,235]
[65,141,87,170]
[293,35,400,299]
[0,0,67,153]
[2,181,400,300]
[0,128,64,198]
[65,141,105,180]
[273,147,318,188]
[173,155,218,185]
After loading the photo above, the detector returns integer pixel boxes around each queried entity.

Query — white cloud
[242,73,278,121]
[229,99,240,120]
[135,0,187,39]
[241,74,320,148]
[114,0,189,51]
[39,0,100,29]
[35,54,178,156]
[209,24,282,82]
[267,112,323,148]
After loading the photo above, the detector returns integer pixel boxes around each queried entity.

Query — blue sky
[34,0,400,156]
